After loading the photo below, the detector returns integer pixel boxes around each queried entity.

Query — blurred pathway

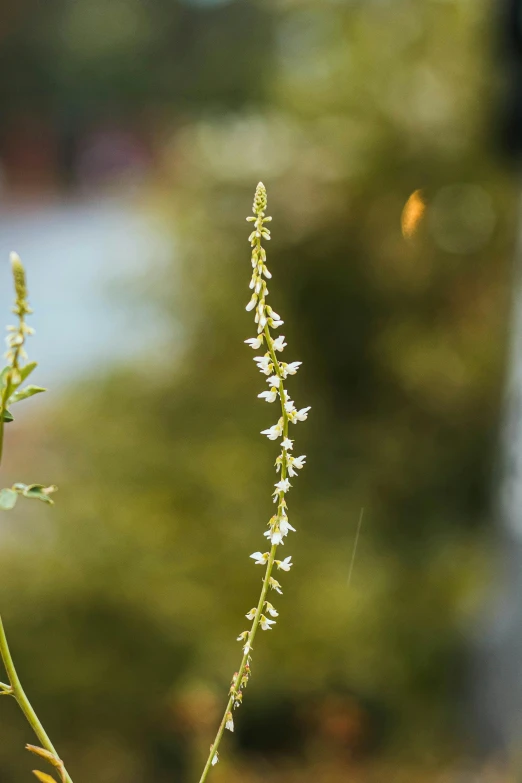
[0,196,171,387]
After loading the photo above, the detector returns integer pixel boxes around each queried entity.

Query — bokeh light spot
[401,189,426,239]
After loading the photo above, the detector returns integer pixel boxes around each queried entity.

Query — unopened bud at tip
[253,182,267,214]
[9,251,27,300]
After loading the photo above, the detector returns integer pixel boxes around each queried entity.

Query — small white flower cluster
[230,182,310,722]
[201,184,311,779]
[245,186,309,555]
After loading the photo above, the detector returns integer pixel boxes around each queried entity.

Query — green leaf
[0,489,17,510]
[0,367,9,391]
[21,484,58,505]
[2,409,13,423]
[0,363,37,400]
[9,385,46,404]
[18,361,37,385]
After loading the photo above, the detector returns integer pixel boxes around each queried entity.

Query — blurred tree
[0,0,517,781]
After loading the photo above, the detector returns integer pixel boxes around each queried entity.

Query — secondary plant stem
[0,617,74,783]
[0,254,74,783]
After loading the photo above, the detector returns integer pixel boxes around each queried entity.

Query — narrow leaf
[2,409,13,423]
[26,746,59,764]
[9,385,46,404]
[26,746,66,783]
[18,361,37,384]
[0,489,17,510]
[22,484,58,505]
[0,367,9,390]
[32,772,57,783]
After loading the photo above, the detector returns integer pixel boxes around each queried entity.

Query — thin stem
[0,258,73,782]
[0,616,74,783]
[197,545,277,783]
[198,304,290,783]
[0,305,26,468]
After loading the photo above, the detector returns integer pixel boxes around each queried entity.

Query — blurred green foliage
[0,0,518,781]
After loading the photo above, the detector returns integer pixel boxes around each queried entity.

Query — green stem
[0,616,74,783]
[0,290,72,782]
[198,293,291,783]
[197,544,277,783]
[0,311,24,468]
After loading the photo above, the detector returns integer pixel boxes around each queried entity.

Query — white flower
[243,641,252,654]
[261,420,284,440]
[264,601,279,617]
[272,335,287,352]
[293,406,311,422]
[254,355,273,375]
[281,437,294,450]
[226,713,234,732]
[276,556,293,572]
[269,577,283,594]
[281,361,302,377]
[212,752,219,766]
[256,310,267,330]
[267,307,280,320]
[245,608,257,620]
[279,516,296,536]
[269,527,283,545]
[287,455,306,477]
[274,479,291,494]
[266,374,280,387]
[246,294,257,311]
[269,318,284,329]
[284,399,296,413]
[250,551,269,565]
[258,388,278,403]
[260,615,276,630]
[245,336,264,349]
[237,630,249,642]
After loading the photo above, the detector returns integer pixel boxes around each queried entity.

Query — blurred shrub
[0,1,518,781]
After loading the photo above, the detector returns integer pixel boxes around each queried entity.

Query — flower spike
[197,184,310,783]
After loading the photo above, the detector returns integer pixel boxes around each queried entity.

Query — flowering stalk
[0,253,34,464]
[197,184,310,782]
[0,253,73,783]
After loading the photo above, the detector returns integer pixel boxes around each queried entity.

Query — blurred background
[0,0,520,781]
